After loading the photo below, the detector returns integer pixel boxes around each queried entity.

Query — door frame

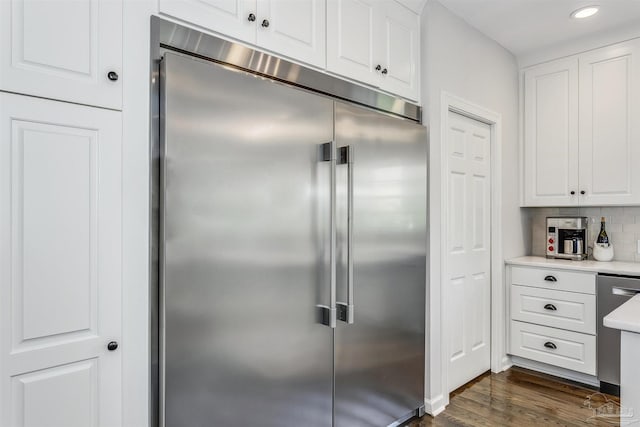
[439,92,505,405]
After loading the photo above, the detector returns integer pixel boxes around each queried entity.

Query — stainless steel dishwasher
[597,273,640,396]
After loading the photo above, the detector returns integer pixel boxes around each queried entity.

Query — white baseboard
[511,356,599,387]
[424,394,446,416]
[501,355,513,372]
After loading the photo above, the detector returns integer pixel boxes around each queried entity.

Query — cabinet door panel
[377,2,419,101]
[159,0,256,44]
[522,58,579,206]
[257,0,325,68]
[0,0,122,109]
[327,0,379,87]
[0,93,122,427]
[579,40,640,205]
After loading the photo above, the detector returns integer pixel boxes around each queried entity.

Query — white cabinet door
[257,0,326,68]
[376,1,419,101]
[159,0,257,44]
[327,0,379,87]
[579,39,640,205]
[0,93,122,427]
[522,58,579,206]
[0,0,122,110]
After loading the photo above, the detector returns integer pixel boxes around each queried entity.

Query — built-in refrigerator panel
[334,102,427,426]
[160,52,335,427]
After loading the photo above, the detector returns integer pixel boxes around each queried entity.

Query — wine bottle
[597,216,609,245]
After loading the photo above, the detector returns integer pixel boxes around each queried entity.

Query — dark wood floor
[406,367,621,426]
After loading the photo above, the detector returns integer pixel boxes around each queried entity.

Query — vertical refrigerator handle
[317,142,337,328]
[337,146,355,324]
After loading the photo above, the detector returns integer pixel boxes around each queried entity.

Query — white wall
[518,20,640,68]
[420,0,529,414]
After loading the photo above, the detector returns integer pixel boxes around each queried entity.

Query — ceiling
[436,0,640,56]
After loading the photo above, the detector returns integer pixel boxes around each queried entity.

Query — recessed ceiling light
[571,6,599,19]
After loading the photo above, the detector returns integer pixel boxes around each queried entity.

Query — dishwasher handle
[612,287,640,297]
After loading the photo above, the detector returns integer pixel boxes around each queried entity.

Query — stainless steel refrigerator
[159,47,426,427]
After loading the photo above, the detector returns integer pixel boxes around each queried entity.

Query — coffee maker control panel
[547,227,557,255]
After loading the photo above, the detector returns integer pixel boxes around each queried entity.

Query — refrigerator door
[334,102,427,426]
[160,52,334,427]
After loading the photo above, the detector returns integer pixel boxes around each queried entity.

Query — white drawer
[510,320,596,375]
[511,285,596,334]
[511,266,595,294]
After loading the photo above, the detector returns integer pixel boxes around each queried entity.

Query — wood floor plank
[405,367,620,427]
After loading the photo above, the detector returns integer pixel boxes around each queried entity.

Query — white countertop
[604,294,640,333]
[506,256,640,276]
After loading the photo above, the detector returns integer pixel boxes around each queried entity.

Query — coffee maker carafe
[546,217,588,260]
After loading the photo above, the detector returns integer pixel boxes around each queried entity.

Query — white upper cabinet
[327,0,420,101]
[160,0,327,68]
[159,0,256,43]
[522,58,579,207]
[256,0,326,68]
[376,1,419,100]
[0,0,122,110]
[521,38,640,206]
[578,39,640,206]
[160,0,420,100]
[326,0,379,87]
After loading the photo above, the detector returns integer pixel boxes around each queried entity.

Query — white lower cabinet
[508,266,597,376]
[0,92,122,427]
[510,321,596,375]
[511,265,596,294]
[511,285,596,335]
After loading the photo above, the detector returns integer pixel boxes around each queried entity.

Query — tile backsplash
[526,206,640,262]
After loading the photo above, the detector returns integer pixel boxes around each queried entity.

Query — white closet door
[579,39,640,205]
[445,111,491,392]
[257,0,326,68]
[0,93,122,427]
[0,0,122,109]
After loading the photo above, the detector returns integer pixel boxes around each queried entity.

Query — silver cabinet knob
[261,19,270,28]
[248,13,256,22]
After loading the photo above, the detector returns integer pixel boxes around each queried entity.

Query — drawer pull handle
[544,275,557,282]
[544,304,557,311]
[544,342,557,350]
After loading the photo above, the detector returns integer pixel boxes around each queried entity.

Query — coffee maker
[546,217,588,260]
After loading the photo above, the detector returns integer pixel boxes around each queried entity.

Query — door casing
[437,92,506,409]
